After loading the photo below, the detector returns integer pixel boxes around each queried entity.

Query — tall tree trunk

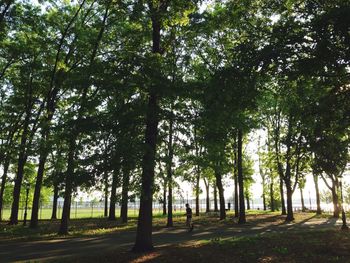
[313,172,321,215]
[9,79,34,225]
[109,163,119,221]
[30,87,59,229]
[121,166,130,223]
[321,174,340,218]
[132,1,165,251]
[233,134,239,218]
[273,121,286,216]
[203,178,210,212]
[195,171,200,216]
[246,195,250,210]
[58,137,76,234]
[194,125,200,217]
[133,91,158,251]
[270,179,275,212]
[234,175,239,217]
[262,179,266,211]
[162,179,167,215]
[9,123,31,224]
[104,170,109,218]
[284,135,294,222]
[279,175,286,215]
[215,169,226,220]
[213,183,218,212]
[258,138,266,211]
[237,129,246,224]
[300,186,305,212]
[285,178,294,221]
[51,182,59,220]
[30,126,51,228]
[0,158,10,221]
[166,179,173,227]
[331,183,340,218]
[166,112,174,227]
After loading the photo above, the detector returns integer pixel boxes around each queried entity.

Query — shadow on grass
[0,217,138,242]
[60,229,350,263]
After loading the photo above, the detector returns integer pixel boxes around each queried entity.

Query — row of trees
[0,0,349,251]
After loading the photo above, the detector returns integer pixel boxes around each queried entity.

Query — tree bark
[132,0,165,251]
[270,179,275,212]
[279,175,286,215]
[284,130,294,222]
[166,112,174,227]
[195,171,200,216]
[233,133,239,217]
[262,178,266,211]
[51,182,59,220]
[104,169,109,218]
[273,119,286,216]
[203,178,210,212]
[213,183,218,212]
[320,173,340,218]
[121,166,130,223]
[215,169,226,220]
[58,137,76,234]
[258,139,266,211]
[234,175,239,217]
[133,91,158,251]
[9,81,33,225]
[237,129,246,224]
[300,186,305,212]
[246,195,250,210]
[166,178,173,227]
[162,179,167,215]
[285,178,294,221]
[194,126,200,217]
[109,162,119,221]
[0,158,10,221]
[30,128,51,228]
[331,183,340,218]
[313,172,321,214]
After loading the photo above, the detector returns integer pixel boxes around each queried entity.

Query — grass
[0,210,190,241]
[2,211,350,262]
[1,208,140,220]
[0,218,136,241]
[0,210,333,242]
[61,229,350,263]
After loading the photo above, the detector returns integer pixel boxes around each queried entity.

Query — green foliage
[0,0,349,232]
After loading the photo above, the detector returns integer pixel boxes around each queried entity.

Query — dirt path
[0,215,342,262]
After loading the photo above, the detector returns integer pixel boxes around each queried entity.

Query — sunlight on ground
[131,252,162,263]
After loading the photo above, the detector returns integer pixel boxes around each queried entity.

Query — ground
[0,211,349,262]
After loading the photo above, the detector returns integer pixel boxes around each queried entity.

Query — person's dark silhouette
[185,203,194,232]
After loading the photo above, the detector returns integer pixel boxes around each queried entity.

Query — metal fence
[0,198,234,220]
[1,197,347,221]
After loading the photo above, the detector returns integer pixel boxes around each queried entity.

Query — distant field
[0,207,188,221]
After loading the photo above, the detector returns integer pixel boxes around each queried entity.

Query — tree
[133,0,199,252]
[30,0,88,229]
